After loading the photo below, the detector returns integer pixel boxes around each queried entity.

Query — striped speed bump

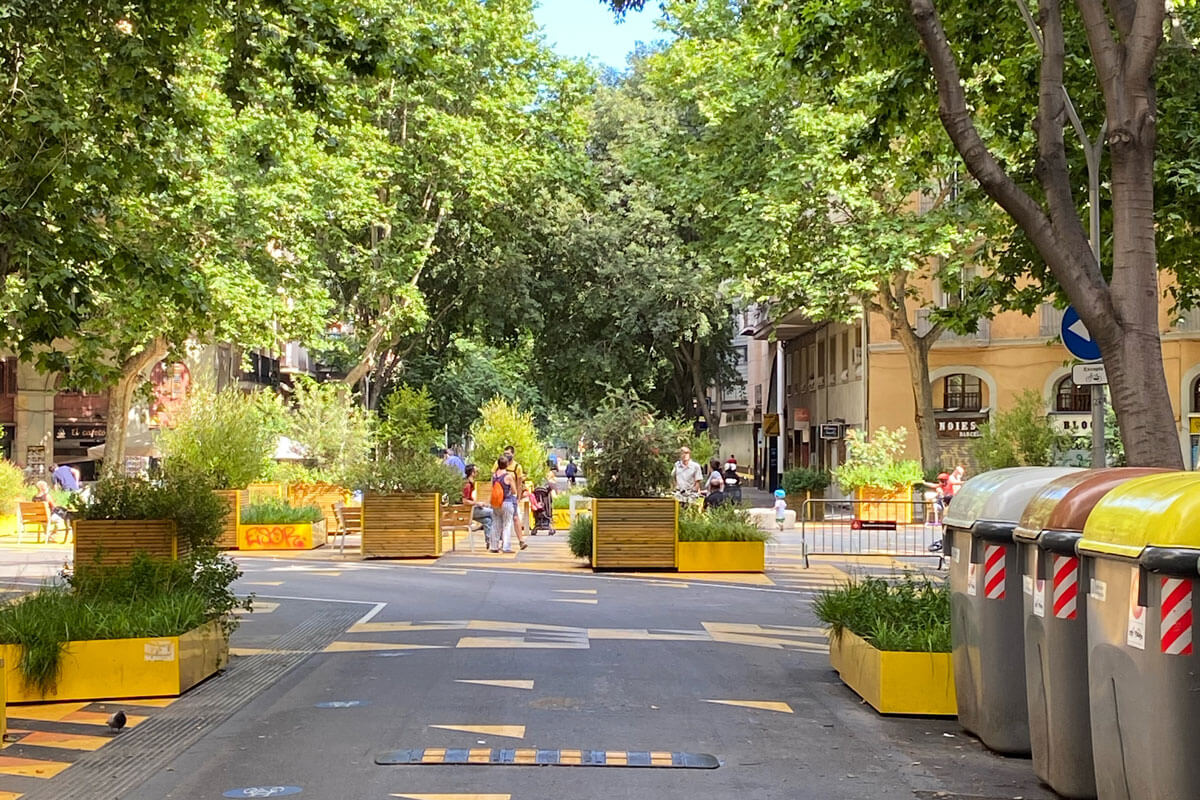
[375,748,719,769]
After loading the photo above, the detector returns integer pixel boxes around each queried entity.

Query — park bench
[332,502,362,555]
[440,503,482,552]
[17,501,70,544]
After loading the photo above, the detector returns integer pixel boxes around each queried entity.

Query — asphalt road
[30,553,1053,800]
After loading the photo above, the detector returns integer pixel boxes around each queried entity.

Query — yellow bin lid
[1078,471,1200,560]
[1014,467,1172,548]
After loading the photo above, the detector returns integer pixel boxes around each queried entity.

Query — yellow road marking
[243,581,284,586]
[421,748,446,764]
[323,641,444,653]
[468,748,491,763]
[350,621,469,633]
[513,748,537,765]
[456,637,587,649]
[116,698,176,708]
[651,751,673,766]
[550,598,597,605]
[19,730,109,751]
[605,750,627,765]
[454,679,534,690]
[702,699,794,714]
[586,628,709,641]
[0,754,71,778]
[428,724,525,739]
[391,795,511,799]
[4,702,87,722]
[0,790,23,800]
[554,589,597,595]
[559,749,582,765]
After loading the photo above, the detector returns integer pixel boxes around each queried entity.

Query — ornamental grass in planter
[814,575,955,715]
[238,499,327,550]
[676,505,771,572]
[580,395,680,570]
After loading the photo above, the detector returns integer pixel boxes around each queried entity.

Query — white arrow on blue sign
[1061,306,1103,362]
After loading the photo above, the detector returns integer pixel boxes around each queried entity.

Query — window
[1055,376,1092,413]
[1192,377,1200,414]
[816,340,826,385]
[943,373,982,411]
[840,332,849,378]
[0,358,14,396]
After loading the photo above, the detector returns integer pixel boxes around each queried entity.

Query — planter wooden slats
[591,497,677,570]
[287,482,347,532]
[74,519,187,567]
[212,489,240,550]
[361,493,442,558]
[828,629,956,716]
[246,482,286,505]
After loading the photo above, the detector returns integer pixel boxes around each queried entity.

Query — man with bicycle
[672,446,704,504]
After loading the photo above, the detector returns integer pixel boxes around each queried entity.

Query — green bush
[568,513,593,561]
[580,394,678,498]
[288,377,373,485]
[973,389,1068,470]
[781,467,831,495]
[158,386,280,489]
[378,386,441,459]
[470,397,544,479]
[76,471,227,552]
[813,574,950,653]
[551,487,584,510]
[684,429,718,471]
[240,499,323,524]
[677,504,771,543]
[833,427,923,493]
[351,457,463,499]
[0,553,248,693]
[0,461,25,514]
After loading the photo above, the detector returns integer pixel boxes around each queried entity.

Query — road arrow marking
[454,679,535,690]
[702,699,794,714]
[429,724,526,739]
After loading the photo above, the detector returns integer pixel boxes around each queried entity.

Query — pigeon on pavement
[107,710,127,734]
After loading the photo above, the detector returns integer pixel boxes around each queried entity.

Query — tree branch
[1127,0,1167,85]
[1037,0,1090,248]
[1078,0,1123,104]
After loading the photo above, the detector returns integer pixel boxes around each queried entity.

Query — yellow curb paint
[0,790,22,800]
[554,589,597,595]
[19,730,109,751]
[702,699,794,714]
[3,702,88,722]
[605,750,627,765]
[559,749,582,765]
[454,679,534,690]
[391,795,511,799]
[323,641,445,653]
[550,598,597,605]
[428,724,525,739]
[0,754,71,778]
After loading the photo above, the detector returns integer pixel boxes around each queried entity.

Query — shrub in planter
[832,427,923,495]
[580,395,678,499]
[158,387,280,489]
[568,513,593,561]
[813,574,950,653]
[677,505,771,543]
[240,499,323,525]
[782,467,831,520]
[352,458,463,500]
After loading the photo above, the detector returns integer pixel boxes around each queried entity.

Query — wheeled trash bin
[944,467,1079,754]
[1078,471,1200,800]
[1014,468,1166,798]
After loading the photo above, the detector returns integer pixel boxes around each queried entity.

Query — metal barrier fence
[800,498,945,569]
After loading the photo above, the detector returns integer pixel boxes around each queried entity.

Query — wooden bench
[440,503,482,552]
[332,502,363,555]
[17,501,68,544]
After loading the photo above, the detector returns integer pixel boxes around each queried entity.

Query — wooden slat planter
[74,520,187,567]
[591,497,677,570]
[212,489,240,550]
[3,619,228,704]
[828,629,956,716]
[287,483,348,532]
[246,482,286,505]
[237,519,326,550]
[361,493,442,559]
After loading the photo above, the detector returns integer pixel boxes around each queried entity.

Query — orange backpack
[490,476,506,508]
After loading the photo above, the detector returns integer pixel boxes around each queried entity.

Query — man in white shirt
[672,447,704,496]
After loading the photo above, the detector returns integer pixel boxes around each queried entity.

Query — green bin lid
[1078,472,1200,560]
[944,467,1081,535]
[1014,468,1172,549]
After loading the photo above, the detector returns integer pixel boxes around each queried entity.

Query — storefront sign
[792,407,810,426]
[936,415,987,439]
[55,424,107,440]
[26,445,45,474]
[819,423,843,440]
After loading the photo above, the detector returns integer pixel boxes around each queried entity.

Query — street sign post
[1061,306,1105,467]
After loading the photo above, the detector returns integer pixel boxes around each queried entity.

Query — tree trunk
[102,339,168,478]
[686,340,721,441]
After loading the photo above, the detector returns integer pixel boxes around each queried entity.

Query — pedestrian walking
[503,446,528,550]
[491,455,518,553]
[565,458,578,487]
[463,464,494,549]
[442,448,466,476]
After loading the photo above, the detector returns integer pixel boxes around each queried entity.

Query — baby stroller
[531,486,555,535]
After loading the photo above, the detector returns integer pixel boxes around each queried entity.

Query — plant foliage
[0,461,24,515]
[378,386,441,460]
[287,377,373,485]
[158,387,277,489]
[240,499,323,525]
[813,575,951,653]
[470,397,545,479]
[678,504,770,543]
[76,472,226,551]
[580,394,679,498]
[782,467,831,495]
[568,512,593,561]
[833,427,923,493]
[351,457,463,499]
[973,389,1067,470]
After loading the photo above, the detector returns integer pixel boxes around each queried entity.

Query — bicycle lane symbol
[223,787,303,798]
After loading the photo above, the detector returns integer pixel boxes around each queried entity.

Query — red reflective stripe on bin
[1160,577,1193,656]
[984,544,1006,600]
[1052,555,1079,620]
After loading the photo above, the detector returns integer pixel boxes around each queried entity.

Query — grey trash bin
[1078,471,1200,800]
[1013,468,1166,799]
[944,466,1080,754]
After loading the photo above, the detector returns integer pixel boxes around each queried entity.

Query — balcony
[1040,304,1065,337]
[1176,307,1200,333]
[943,392,982,412]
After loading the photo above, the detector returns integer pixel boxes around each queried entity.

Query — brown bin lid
[1014,467,1171,545]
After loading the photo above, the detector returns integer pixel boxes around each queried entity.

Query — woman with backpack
[490,455,526,553]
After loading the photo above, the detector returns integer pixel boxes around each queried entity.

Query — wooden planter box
[828,629,956,716]
[237,519,326,550]
[361,493,442,558]
[677,540,764,572]
[246,482,286,505]
[288,482,348,531]
[591,497,677,570]
[213,489,241,550]
[552,509,571,530]
[854,487,914,524]
[3,619,228,704]
[787,492,825,521]
[74,519,188,567]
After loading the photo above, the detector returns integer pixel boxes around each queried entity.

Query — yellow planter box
[362,493,442,558]
[552,509,571,530]
[0,514,15,538]
[3,619,228,704]
[828,628,956,716]
[854,487,914,524]
[592,497,678,570]
[677,540,765,572]
[237,519,326,550]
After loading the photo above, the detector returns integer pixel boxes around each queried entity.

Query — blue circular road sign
[1061,306,1103,362]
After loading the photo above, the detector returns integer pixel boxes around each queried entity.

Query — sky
[533,0,666,69]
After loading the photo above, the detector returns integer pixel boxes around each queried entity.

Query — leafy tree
[377,387,441,461]
[286,378,373,485]
[470,397,545,479]
[580,394,680,498]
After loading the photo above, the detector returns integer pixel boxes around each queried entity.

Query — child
[774,488,787,531]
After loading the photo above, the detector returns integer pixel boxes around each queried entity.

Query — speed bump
[375,748,719,769]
